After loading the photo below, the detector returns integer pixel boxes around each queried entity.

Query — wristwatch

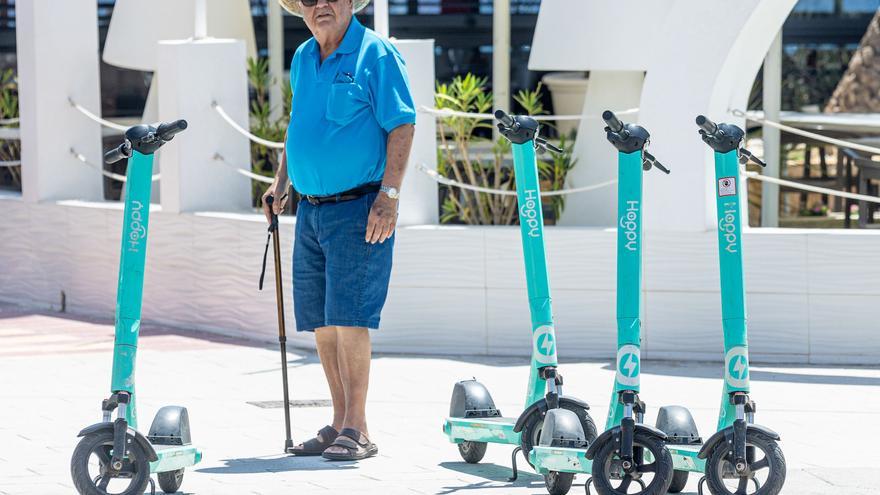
[380,185,400,200]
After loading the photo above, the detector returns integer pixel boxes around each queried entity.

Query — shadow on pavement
[435,461,544,493]
[196,456,356,474]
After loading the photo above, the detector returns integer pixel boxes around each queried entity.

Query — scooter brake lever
[739,148,766,167]
[643,151,671,174]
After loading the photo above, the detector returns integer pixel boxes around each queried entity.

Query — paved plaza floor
[1,302,878,494]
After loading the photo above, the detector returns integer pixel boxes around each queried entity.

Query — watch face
[382,186,399,198]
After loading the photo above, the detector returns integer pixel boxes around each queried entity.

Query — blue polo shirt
[285,17,416,196]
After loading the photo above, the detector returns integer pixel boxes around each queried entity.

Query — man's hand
[261,182,289,224]
[365,194,398,244]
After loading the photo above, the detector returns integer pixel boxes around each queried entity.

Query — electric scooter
[529,111,674,495]
[70,120,202,495]
[442,110,597,492]
[650,116,786,495]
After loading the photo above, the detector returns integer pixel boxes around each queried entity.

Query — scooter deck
[667,444,705,473]
[443,416,519,445]
[149,444,203,474]
[529,445,591,475]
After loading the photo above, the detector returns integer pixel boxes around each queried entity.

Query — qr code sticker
[718,177,737,197]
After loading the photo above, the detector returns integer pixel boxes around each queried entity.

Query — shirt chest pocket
[325,82,369,125]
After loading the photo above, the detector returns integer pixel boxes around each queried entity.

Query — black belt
[303,182,381,205]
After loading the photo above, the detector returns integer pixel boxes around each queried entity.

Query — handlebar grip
[602,110,624,133]
[696,115,718,135]
[156,119,188,141]
[104,142,131,164]
[494,109,515,128]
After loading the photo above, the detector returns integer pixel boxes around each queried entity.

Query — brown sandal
[288,425,338,456]
[321,428,378,461]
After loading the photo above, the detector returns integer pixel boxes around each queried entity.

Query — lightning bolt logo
[540,334,555,355]
[532,326,557,364]
[725,347,750,388]
[616,345,640,386]
[622,354,638,377]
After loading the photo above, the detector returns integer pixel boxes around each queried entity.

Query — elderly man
[262,0,415,461]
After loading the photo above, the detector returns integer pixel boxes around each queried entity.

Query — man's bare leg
[324,326,371,454]
[291,326,346,451]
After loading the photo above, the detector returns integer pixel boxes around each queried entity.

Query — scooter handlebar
[494,109,515,128]
[602,110,624,133]
[696,115,719,135]
[156,119,188,141]
[104,142,132,164]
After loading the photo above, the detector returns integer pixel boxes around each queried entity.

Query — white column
[268,0,285,121]
[157,39,252,213]
[492,0,510,140]
[761,30,782,228]
[392,40,438,226]
[373,0,390,38]
[17,0,103,202]
[558,72,644,226]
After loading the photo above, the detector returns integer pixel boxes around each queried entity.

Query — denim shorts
[292,192,394,332]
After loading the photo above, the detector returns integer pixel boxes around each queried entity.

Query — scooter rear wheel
[590,430,673,495]
[70,431,151,495]
[457,441,488,463]
[543,470,574,495]
[704,431,785,495]
[668,470,689,493]
[157,468,185,493]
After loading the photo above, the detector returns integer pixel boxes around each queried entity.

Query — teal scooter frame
[529,111,673,495]
[442,110,597,491]
[70,120,202,495]
[648,115,786,495]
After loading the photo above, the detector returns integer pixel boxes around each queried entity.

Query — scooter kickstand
[584,476,593,494]
[697,475,707,495]
[148,477,156,495]
[507,446,522,481]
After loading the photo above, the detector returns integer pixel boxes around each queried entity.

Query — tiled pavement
[1,302,878,494]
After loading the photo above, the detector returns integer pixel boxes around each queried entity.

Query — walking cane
[259,194,294,453]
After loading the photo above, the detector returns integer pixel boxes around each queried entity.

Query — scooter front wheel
[704,431,785,495]
[70,430,151,495]
[457,441,488,463]
[590,431,673,495]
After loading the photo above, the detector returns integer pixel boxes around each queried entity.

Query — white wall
[2,195,878,366]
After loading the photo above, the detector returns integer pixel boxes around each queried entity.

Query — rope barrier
[741,169,880,204]
[0,117,18,125]
[68,98,131,132]
[213,153,275,183]
[731,108,880,156]
[70,148,159,182]
[0,127,19,139]
[418,106,639,122]
[0,159,20,167]
[416,163,616,197]
[212,102,285,149]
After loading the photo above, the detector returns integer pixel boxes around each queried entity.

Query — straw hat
[279,0,371,17]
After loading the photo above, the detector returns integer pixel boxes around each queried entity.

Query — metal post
[194,0,207,39]
[492,0,510,141]
[268,0,284,121]
[761,30,782,227]
[374,0,389,38]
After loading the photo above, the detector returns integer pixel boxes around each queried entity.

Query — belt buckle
[306,195,319,205]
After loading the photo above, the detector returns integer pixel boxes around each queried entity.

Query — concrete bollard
[17,0,103,202]
[156,38,252,213]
